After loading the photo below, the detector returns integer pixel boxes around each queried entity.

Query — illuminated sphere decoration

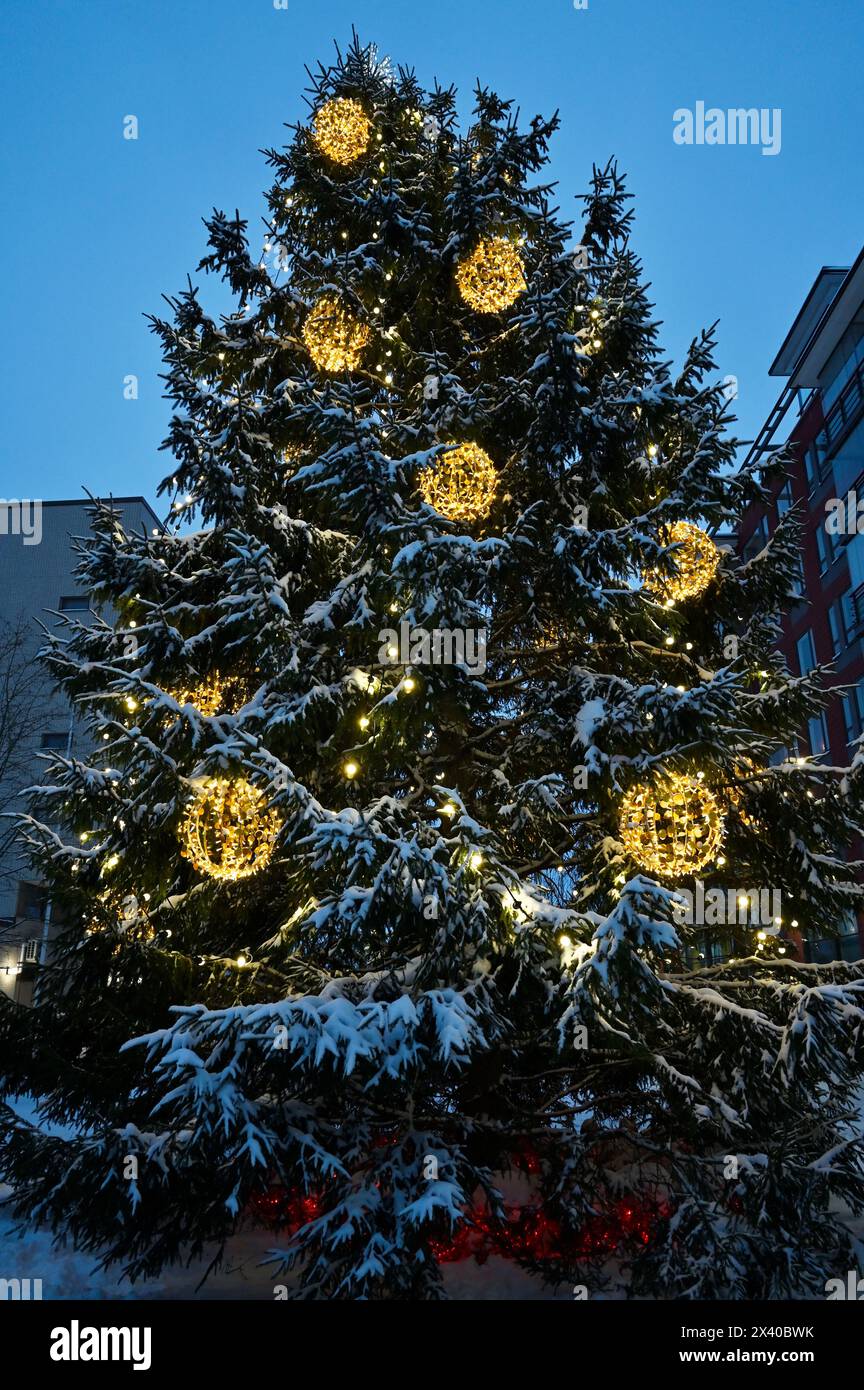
[172,673,248,718]
[455,236,527,314]
[302,295,371,373]
[417,442,499,523]
[618,774,724,877]
[644,522,720,605]
[312,98,371,165]
[180,778,282,882]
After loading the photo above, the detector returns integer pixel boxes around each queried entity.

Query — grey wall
[0,498,160,1001]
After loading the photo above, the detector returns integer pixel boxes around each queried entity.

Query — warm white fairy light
[86,890,155,943]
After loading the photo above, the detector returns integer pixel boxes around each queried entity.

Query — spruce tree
[3,34,864,1300]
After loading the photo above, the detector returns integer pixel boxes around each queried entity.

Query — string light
[455,236,527,314]
[283,443,305,475]
[725,762,759,827]
[618,773,724,877]
[302,294,371,373]
[417,442,499,523]
[311,98,371,165]
[86,890,155,943]
[644,522,720,605]
[343,760,359,779]
[179,778,282,881]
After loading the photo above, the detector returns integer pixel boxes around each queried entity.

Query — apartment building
[0,497,161,1003]
[738,245,864,961]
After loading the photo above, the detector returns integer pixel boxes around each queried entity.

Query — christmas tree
[3,34,864,1300]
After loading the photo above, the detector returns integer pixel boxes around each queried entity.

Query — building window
[770,742,798,766]
[828,600,845,655]
[59,595,90,611]
[40,732,67,751]
[842,680,864,744]
[776,479,793,518]
[807,712,830,758]
[815,525,841,573]
[815,433,833,478]
[742,514,770,561]
[844,588,859,638]
[15,882,48,922]
[790,552,805,599]
[828,589,855,655]
[796,629,817,675]
[815,520,843,574]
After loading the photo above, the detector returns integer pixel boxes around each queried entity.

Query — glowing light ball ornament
[456,236,527,314]
[644,522,720,605]
[180,778,282,881]
[418,442,499,523]
[619,774,724,877]
[312,98,371,165]
[303,295,371,373]
[172,673,248,718]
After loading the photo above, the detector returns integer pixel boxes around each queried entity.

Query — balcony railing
[851,582,864,636]
[818,355,864,459]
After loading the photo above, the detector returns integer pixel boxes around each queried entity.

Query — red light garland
[246,1183,666,1266]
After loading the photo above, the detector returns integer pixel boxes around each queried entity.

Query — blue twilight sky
[1,0,862,519]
